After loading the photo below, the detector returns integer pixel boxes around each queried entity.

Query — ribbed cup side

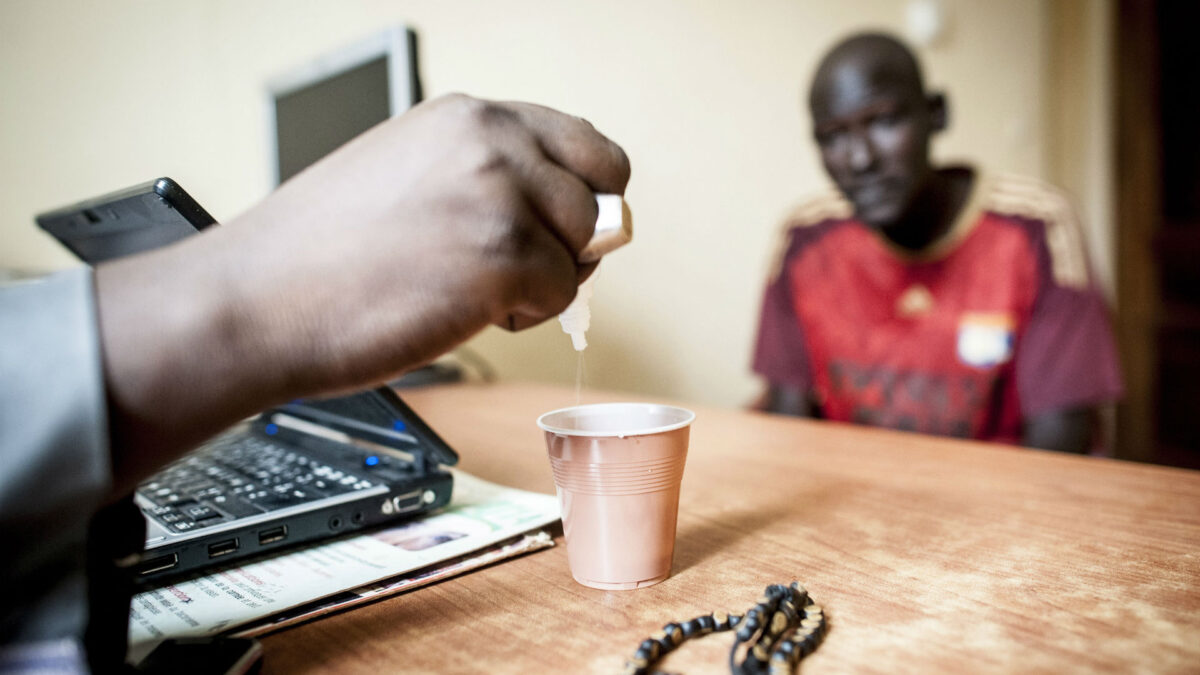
[549,455,687,495]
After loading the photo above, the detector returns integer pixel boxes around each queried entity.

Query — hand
[94,94,630,493]
[222,93,629,389]
[1022,408,1094,453]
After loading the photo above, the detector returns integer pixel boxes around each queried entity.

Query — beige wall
[0,0,1104,408]
[1047,0,1115,300]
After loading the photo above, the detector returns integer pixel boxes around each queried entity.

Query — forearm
[761,385,818,418]
[1022,407,1094,454]
[94,226,294,496]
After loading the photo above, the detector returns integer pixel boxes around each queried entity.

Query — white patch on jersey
[957,313,1015,369]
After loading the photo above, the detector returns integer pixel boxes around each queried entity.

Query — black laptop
[133,388,456,583]
[37,179,458,584]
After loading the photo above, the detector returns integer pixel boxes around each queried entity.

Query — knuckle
[437,91,470,105]
[513,258,576,318]
[545,276,577,314]
[468,145,510,177]
[485,211,536,262]
[479,254,524,314]
[464,97,518,128]
[440,94,508,133]
[429,92,475,119]
[610,143,632,183]
[442,91,479,111]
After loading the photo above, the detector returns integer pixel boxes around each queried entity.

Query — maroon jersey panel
[1012,218,1125,415]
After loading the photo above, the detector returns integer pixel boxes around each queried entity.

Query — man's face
[810,62,937,230]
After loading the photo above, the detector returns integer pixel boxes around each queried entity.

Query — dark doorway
[1115,1,1200,468]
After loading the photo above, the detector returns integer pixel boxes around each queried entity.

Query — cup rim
[537,402,696,438]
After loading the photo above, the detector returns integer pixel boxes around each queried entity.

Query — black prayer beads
[622,582,827,675]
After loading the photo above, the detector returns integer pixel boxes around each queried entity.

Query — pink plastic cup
[537,403,695,590]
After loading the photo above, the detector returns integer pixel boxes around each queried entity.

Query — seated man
[752,33,1122,452]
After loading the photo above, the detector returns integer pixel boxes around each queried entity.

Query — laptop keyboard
[139,434,392,533]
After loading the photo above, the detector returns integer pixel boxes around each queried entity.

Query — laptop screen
[272,56,391,184]
[267,26,422,185]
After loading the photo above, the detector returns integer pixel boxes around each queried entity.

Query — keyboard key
[184,505,221,521]
[214,497,264,518]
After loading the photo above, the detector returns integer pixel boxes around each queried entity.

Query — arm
[1010,187,1123,455]
[1,270,110,664]
[758,384,820,418]
[95,94,630,498]
[1022,407,1095,454]
[750,230,815,412]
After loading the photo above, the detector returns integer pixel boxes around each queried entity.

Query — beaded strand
[622,582,826,675]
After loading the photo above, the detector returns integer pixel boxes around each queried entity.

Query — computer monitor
[266,26,423,185]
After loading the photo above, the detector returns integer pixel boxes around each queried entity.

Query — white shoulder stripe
[767,190,852,280]
[984,174,1090,288]
[783,189,853,228]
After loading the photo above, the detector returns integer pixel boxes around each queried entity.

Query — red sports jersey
[753,171,1123,443]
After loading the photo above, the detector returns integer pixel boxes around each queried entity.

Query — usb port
[137,553,179,576]
[258,526,287,545]
[392,490,422,513]
[207,538,239,559]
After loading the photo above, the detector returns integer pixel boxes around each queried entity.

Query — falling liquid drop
[574,351,586,407]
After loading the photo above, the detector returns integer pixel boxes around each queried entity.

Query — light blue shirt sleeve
[0,267,111,673]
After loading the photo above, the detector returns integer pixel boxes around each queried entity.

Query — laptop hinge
[255,406,439,473]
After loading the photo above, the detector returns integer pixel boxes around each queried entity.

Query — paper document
[234,531,553,637]
[127,470,559,661]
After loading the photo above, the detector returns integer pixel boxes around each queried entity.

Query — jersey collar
[870,165,989,263]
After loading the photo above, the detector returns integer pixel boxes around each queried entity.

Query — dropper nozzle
[558,194,631,351]
[559,274,595,352]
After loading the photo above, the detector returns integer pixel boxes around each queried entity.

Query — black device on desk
[36,177,216,262]
[35,179,459,584]
[137,637,263,675]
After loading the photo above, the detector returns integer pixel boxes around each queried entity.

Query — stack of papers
[127,471,560,662]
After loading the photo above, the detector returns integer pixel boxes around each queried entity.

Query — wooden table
[261,383,1200,673]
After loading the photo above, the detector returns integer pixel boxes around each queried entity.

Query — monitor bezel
[264,25,420,186]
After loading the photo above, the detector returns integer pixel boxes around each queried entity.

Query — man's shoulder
[776,189,858,260]
[981,173,1077,222]
[781,188,855,231]
[977,172,1092,289]
[765,189,857,280]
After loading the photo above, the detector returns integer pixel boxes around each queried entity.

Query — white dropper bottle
[558,194,632,351]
